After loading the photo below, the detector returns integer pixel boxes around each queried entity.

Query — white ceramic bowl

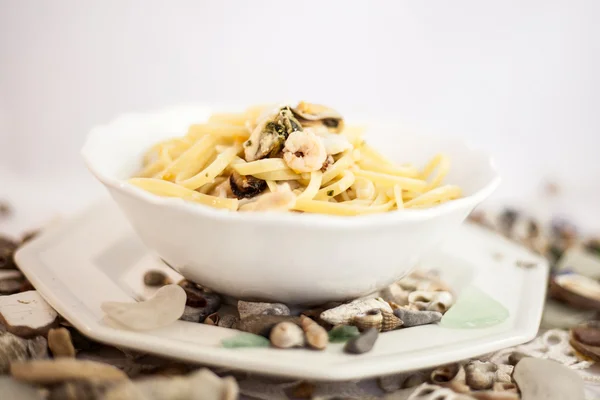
[82,104,500,305]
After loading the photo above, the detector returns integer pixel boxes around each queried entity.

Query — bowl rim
[81,105,501,228]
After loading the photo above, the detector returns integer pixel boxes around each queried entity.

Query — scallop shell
[320,298,393,326]
[352,309,403,332]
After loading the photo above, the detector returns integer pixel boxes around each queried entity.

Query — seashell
[0,332,48,374]
[300,316,328,350]
[408,291,454,313]
[344,327,378,354]
[11,359,128,384]
[143,270,171,287]
[237,301,290,320]
[513,357,585,400]
[48,327,76,358]
[393,307,442,327]
[569,321,600,361]
[101,284,186,331]
[177,281,222,322]
[398,271,452,293]
[0,290,58,337]
[291,101,344,133]
[550,273,600,310]
[320,298,392,326]
[379,284,410,306]
[269,322,304,349]
[204,312,220,325]
[236,315,301,337]
[430,363,470,393]
[301,302,343,329]
[0,376,43,400]
[407,383,474,400]
[353,309,403,332]
[464,360,498,390]
[245,106,302,161]
[229,171,267,200]
[0,236,17,270]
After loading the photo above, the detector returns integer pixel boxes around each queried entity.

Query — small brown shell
[300,316,328,350]
[352,309,402,332]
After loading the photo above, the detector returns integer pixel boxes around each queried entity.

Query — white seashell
[554,274,600,302]
[0,290,58,337]
[313,129,353,155]
[320,298,393,325]
[269,322,304,349]
[379,284,410,306]
[408,291,454,313]
[101,284,186,331]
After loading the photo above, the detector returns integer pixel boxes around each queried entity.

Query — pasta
[129,102,462,215]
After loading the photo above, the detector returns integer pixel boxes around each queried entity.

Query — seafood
[237,301,290,320]
[352,309,403,332]
[344,327,378,354]
[313,129,352,155]
[408,291,454,313]
[238,191,296,212]
[229,171,267,199]
[393,307,442,327]
[320,298,393,326]
[0,332,47,374]
[0,290,58,337]
[244,106,302,161]
[282,129,328,173]
[300,316,328,350]
[269,322,304,348]
[351,177,376,201]
[291,101,344,133]
[101,284,186,331]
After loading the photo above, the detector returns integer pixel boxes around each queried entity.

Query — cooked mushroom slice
[291,101,344,133]
[229,171,267,199]
[244,106,302,161]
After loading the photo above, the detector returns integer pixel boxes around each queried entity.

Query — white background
[1,0,600,234]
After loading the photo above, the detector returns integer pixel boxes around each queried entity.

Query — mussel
[244,106,302,161]
[229,171,267,199]
[291,101,344,133]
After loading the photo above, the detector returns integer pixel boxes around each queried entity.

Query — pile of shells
[133,269,454,355]
[468,207,600,328]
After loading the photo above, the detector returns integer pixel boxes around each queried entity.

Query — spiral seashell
[352,309,403,332]
[430,363,470,394]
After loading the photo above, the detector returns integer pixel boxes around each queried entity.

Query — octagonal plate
[15,201,547,381]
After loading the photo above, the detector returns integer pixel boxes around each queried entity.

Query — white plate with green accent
[15,201,548,381]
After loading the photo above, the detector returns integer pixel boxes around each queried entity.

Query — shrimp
[282,129,327,173]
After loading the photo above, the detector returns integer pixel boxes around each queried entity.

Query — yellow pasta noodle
[130,102,462,215]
